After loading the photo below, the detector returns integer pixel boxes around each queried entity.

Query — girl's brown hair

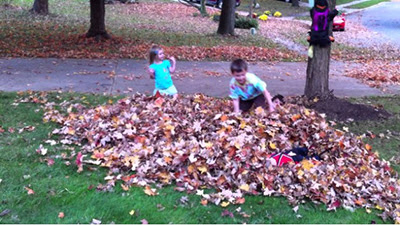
[149,45,162,64]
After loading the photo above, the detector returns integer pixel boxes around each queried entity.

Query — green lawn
[336,0,359,5]
[0,0,302,61]
[345,0,388,8]
[0,0,277,49]
[1,91,399,223]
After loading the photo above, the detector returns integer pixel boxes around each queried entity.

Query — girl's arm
[169,56,176,73]
[263,89,275,112]
[148,67,155,79]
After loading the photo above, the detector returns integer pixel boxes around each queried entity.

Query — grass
[345,0,389,8]
[1,91,399,223]
[346,96,400,172]
[0,0,298,61]
[336,0,359,5]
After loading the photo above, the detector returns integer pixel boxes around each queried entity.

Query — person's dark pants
[239,94,266,112]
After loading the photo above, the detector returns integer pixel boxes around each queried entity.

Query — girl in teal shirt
[148,45,178,98]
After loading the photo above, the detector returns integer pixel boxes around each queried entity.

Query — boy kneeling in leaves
[229,59,275,114]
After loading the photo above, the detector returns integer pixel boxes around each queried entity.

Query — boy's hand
[269,105,275,112]
[169,56,176,62]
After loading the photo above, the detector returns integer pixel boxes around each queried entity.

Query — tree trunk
[200,0,208,16]
[292,0,299,7]
[86,0,110,40]
[248,0,253,17]
[217,0,236,35]
[304,0,336,98]
[30,0,48,15]
[305,45,331,98]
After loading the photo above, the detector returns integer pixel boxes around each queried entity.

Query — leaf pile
[41,93,400,223]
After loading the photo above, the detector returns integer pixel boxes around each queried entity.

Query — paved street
[0,58,394,97]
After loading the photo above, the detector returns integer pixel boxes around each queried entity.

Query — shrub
[235,17,259,29]
[212,14,220,22]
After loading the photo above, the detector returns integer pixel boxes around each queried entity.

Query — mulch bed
[288,95,392,122]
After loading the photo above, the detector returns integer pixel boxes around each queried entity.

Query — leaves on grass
[144,186,158,196]
[36,144,47,156]
[24,187,35,195]
[346,60,400,88]
[33,93,400,223]
[221,209,234,218]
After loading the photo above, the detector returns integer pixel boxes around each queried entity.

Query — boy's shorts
[153,85,178,96]
[239,94,266,112]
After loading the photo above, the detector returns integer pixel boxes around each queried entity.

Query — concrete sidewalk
[0,58,396,98]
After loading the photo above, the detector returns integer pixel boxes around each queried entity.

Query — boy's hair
[230,59,248,73]
[149,45,162,65]
[272,94,285,104]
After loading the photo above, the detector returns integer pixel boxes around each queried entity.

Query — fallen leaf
[201,199,208,206]
[144,186,158,196]
[24,187,35,195]
[221,209,234,218]
[221,201,230,207]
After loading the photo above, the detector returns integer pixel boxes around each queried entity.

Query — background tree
[30,0,48,15]
[217,0,236,35]
[248,0,254,17]
[292,0,299,7]
[86,0,111,40]
[178,0,208,16]
[200,0,207,16]
[304,0,336,98]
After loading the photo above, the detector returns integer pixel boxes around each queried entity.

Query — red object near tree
[333,13,346,31]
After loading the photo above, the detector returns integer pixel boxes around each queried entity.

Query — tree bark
[86,0,110,40]
[200,0,208,16]
[217,0,236,35]
[30,0,48,15]
[305,45,331,98]
[304,0,336,98]
[292,0,299,7]
[248,0,253,17]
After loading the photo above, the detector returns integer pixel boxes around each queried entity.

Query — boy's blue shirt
[229,73,267,100]
[149,60,173,90]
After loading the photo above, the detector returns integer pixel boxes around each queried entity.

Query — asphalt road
[350,1,400,48]
[0,58,394,98]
